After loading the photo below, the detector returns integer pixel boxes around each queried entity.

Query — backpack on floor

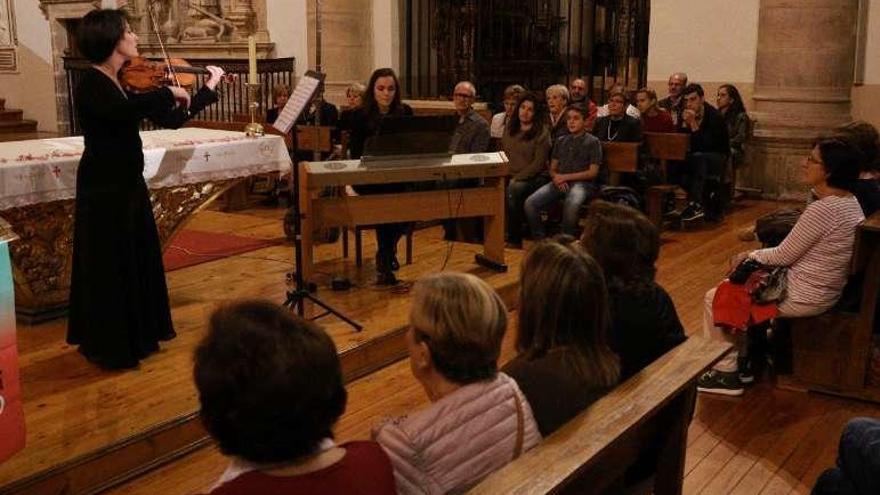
[600,186,642,211]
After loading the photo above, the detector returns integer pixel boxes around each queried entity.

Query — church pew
[467,336,731,495]
[776,210,880,403]
[601,141,639,186]
[643,132,690,229]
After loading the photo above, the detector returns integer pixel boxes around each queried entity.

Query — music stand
[274,72,362,331]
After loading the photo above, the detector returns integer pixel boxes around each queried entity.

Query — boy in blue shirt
[524,105,603,237]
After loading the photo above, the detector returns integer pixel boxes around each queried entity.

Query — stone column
[743,0,859,199]
[307,0,373,105]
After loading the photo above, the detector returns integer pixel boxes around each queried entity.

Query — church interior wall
[648,0,880,130]
[2,0,878,133]
[646,0,759,120]
[0,0,57,132]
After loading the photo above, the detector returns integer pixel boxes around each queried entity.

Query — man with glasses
[445,81,490,241]
[449,81,490,154]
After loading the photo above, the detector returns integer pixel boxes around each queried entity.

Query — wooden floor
[7,198,880,495]
[0,205,522,488]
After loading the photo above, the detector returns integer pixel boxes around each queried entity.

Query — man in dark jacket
[675,83,729,221]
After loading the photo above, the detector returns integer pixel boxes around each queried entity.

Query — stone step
[0,119,37,133]
[0,108,23,121]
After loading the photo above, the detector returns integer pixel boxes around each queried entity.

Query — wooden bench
[467,336,731,495]
[601,141,639,186]
[643,132,689,229]
[776,210,880,403]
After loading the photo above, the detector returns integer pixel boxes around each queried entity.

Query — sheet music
[271,70,325,134]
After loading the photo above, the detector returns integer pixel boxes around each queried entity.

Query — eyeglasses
[453,93,474,99]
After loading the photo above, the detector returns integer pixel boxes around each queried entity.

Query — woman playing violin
[67,9,225,369]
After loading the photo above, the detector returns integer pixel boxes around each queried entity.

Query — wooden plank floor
[108,199,880,495]
[11,198,880,495]
[0,206,522,488]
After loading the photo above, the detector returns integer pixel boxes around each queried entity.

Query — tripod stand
[283,151,363,331]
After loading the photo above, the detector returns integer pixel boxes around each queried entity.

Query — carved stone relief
[123,0,268,54]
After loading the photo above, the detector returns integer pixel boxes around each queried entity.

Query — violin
[120,56,232,93]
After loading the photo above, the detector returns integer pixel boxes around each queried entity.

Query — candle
[248,36,257,84]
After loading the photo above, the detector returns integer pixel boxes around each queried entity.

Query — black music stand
[277,73,362,331]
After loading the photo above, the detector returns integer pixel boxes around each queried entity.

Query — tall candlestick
[248,36,257,84]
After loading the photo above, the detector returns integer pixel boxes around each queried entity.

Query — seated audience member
[374,272,541,495]
[265,84,290,124]
[449,80,490,153]
[524,104,603,238]
[338,82,366,135]
[502,92,551,247]
[490,84,525,142]
[444,81,490,241]
[593,91,642,143]
[672,83,729,221]
[568,78,598,130]
[580,201,686,380]
[296,85,339,128]
[597,84,641,120]
[546,84,571,142]
[699,139,865,396]
[716,84,749,171]
[658,72,688,125]
[636,88,676,133]
[740,120,880,245]
[812,417,880,495]
[195,300,396,494]
[503,237,619,436]
[834,121,880,217]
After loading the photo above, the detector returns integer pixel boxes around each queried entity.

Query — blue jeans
[524,181,599,238]
[812,417,880,495]
[507,175,548,243]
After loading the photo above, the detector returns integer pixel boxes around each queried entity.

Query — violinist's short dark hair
[77,9,128,64]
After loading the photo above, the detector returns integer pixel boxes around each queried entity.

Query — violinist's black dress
[66,68,217,369]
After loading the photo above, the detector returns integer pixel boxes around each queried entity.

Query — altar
[0,128,292,321]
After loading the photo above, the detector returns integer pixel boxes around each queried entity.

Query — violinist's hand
[205,66,226,91]
[169,86,191,109]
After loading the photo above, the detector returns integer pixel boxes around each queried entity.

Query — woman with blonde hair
[503,237,620,436]
[374,272,541,495]
[545,84,571,142]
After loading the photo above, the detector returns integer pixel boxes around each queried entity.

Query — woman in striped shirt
[699,139,865,396]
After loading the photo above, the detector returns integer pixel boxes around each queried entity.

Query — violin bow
[145,1,182,88]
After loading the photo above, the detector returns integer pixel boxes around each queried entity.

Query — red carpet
[163,229,283,272]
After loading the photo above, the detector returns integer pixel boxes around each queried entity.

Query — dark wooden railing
[400,0,649,107]
[63,57,295,136]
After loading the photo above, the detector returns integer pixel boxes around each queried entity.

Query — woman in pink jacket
[373,272,542,494]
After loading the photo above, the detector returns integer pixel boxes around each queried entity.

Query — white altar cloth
[0,128,292,210]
